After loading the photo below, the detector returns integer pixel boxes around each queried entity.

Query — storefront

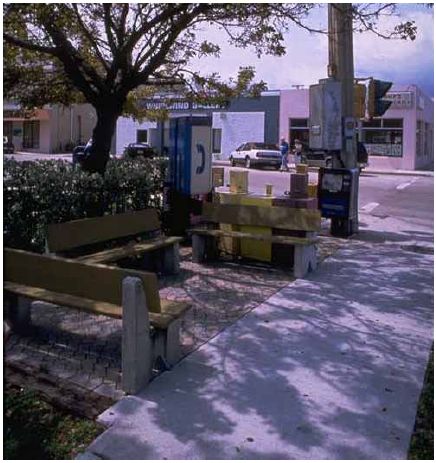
[279,84,434,170]
[3,102,95,153]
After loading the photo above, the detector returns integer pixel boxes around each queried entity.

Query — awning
[3,108,50,121]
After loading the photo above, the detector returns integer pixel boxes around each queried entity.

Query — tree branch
[72,4,110,71]
[3,33,58,55]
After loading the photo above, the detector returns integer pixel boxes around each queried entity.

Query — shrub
[4,157,167,253]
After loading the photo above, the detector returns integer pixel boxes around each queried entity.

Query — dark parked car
[3,136,15,154]
[357,141,369,170]
[123,142,156,158]
[303,149,333,168]
[72,139,91,166]
[295,140,368,171]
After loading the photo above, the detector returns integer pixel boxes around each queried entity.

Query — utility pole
[328,3,356,168]
[327,3,359,233]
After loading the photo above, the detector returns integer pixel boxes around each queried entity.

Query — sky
[190,3,434,98]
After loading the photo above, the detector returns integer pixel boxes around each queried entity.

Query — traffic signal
[368,79,393,118]
[353,83,366,118]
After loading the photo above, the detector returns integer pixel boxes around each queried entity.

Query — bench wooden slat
[190,228,318,245]
[202,202,321,231]
[4,282,191,330]
[4,248,162,313]
[76,236,183,264]
[47,209,161,253]
[4,281,122,319]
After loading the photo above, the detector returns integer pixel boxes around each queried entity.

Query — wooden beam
[46,209,161,252]
[190,228,318,245]
[201,202,322,231]
[76,236,182,264]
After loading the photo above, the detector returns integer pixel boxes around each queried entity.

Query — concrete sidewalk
[84,214,433,460]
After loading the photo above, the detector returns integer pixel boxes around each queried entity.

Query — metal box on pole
[309,79,342,151]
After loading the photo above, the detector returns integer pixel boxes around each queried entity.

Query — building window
[77,115,82,143]
[361,118,403,157]
[137,129,148,143]
[212,128,222,153]
[289,118,309,147]
[416,120,423,157]
[22,121,40,149]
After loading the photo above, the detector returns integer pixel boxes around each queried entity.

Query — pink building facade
[279,85,434,170]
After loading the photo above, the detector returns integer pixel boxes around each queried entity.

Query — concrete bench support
[192,234,219,263]
[6,293,32,335]
[153,318,183,368]
[192,234,207,263]
[293,232,317,278]
[163,242,180,275]
[121,277,153,394]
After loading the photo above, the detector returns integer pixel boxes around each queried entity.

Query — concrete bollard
[121,276,152,394]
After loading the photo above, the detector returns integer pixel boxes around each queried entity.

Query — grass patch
[408,345,434,460]
[4,383,104,460]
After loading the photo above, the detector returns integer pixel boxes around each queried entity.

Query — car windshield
[251,143,279,150]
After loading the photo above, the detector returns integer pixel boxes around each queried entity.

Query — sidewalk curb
[212,161,433,177]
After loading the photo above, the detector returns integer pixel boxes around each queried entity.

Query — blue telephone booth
[164,116,212,235]
[169,116,212,195]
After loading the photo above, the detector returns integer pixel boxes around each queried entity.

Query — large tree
[3,3,417,173]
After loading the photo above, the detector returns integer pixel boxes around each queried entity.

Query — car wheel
[245,156,251,169]
[230,156,236,167]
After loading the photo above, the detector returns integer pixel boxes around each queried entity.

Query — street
[5,153,433,235]
[219,166,434,234]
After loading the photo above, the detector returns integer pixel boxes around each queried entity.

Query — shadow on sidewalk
[91,234,433,459]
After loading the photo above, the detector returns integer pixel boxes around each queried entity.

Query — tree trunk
[81,103,121,175]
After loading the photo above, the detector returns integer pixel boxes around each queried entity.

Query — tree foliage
[3,3,418,173]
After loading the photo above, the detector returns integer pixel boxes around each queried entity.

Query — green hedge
[4,157,167,253]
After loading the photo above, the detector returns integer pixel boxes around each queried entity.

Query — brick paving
[5,232,340,401]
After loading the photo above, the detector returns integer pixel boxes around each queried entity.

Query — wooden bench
[46,209,181,274]
[4,248,191,394]
[190,202,321,278]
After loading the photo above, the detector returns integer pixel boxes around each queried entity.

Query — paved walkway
[83,212,433,460]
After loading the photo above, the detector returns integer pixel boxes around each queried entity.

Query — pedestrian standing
[293,139,303,166]
[279,137,289,172]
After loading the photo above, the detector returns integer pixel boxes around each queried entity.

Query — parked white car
[229,142,282,169]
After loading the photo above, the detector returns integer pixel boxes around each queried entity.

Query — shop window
[212,128,222,153]
[137,129,148,143]
[361,119,403,158]
[23,121,40,149]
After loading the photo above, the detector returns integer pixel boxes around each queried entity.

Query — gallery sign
[140,99,227,111]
